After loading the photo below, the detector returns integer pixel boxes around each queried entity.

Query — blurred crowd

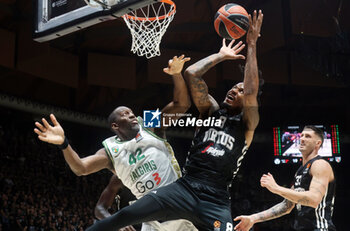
[0,112,111,231]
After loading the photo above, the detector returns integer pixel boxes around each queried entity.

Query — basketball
[214,3,249,40]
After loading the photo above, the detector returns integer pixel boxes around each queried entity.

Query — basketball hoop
[123,0,176,59]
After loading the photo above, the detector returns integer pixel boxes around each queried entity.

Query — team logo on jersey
[111,146,119,154]
[135,132,143,142]
[202,143,225,157]
[203,128,235,150]
[213,220,221,231]
[303,164,311,174]
[143,109,161,128]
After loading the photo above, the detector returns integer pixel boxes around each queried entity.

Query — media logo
[143,109,223,128]
[143,109,161,128]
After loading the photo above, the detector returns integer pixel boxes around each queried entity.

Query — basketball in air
[214,3,249,40]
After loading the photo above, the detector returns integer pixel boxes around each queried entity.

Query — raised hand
[234,215,255,231]
[34,114,65,145]
[163,55,191,75]
[219,39,246,60]
[246,10,263,45]
[260,172,280,194]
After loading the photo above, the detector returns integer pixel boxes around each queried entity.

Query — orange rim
[123,0,176,21]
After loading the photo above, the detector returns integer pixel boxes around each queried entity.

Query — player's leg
[86,194,167,231]
[156,219,197,231]
[195,200,234,231]
[86,180,196,231]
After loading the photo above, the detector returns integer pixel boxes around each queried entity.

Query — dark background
[0,0,349,230]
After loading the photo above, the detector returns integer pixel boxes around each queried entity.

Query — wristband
[57,137,69,150]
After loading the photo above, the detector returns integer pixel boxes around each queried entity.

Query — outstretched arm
[261,161,332,208]
[34,114,113,176]
[185,39,245,117]
[234,199,295,231]
[243,10,263,147]
[153,55,191,138]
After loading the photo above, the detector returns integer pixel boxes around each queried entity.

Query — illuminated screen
[273,125,341,164]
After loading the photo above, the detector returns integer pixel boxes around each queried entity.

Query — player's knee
[116,207,133,220]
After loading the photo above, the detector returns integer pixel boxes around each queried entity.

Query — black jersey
[183,108,248,189]
[292,155,336,231]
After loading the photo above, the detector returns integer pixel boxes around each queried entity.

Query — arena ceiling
[0,0,349,128]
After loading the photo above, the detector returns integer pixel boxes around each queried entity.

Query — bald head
[107,106,139,140]
[108,106,131,126]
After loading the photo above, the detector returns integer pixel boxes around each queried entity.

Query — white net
[123,0,176,59]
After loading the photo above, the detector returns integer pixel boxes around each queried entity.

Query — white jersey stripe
[231,142,248,180]
[330,195,335,216]
[316,188,328,229]
[319,198,325,229]
[321,189,327,229]
[323,189,328,229]
[315,201,321,228]
[164,141,182,179]
[103,142,115,167]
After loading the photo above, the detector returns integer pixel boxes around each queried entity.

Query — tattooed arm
[234,199,295,231]
[184,39,245,117]
[252,199,295,222]
[260,161,333,208]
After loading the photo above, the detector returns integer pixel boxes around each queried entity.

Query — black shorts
[146,176,234,231]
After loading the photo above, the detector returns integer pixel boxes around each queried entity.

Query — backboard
[33,0,158,42]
